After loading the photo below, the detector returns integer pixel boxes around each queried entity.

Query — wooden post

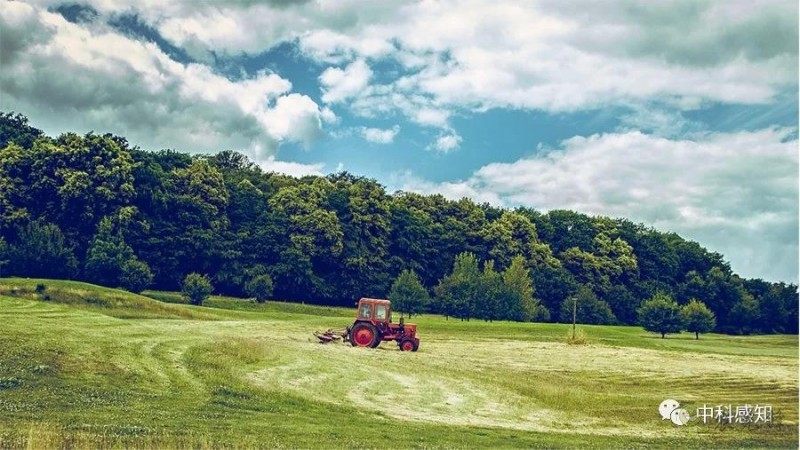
[572,297,577,340]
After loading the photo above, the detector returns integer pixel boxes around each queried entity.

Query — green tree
[482,211,558,269]
[388,193,438,286]
[268,180,343,300]
[182,273,213,306]
[0,237,8,278]
[389,269,430,317]
[245,274,274,303]
[726,289,760,335]
[120,259,153,293]
[85,216,135,287]
[559,285,616,325]
[434,252,481,320]
[604,284,639,325]
[0,112,44,149]
[638,292,684,338]
[477,260,503,321]
[681,299,716,339]
[560,232,638,292]
[7,221,78,279]
[502,255,547,321]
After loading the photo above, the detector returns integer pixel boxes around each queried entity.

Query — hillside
[0,280,797,448]
[0,113,796,336]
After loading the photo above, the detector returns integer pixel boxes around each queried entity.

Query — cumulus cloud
[394,171,503,205]
[259,156,325,178]
[319,59,372,104]
[24,0,797,156]
[360,125,399,144]
[0,2,326,160]
[429,132,463,153]
[27,0,797,143]
[403,128,799,282]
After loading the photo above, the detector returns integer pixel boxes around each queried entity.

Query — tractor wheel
[350,323,378,348]
[399,339,418,352]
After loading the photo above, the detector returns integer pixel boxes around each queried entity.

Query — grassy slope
[0,278,797,448]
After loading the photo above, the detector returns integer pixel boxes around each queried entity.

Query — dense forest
[0,112,796,334]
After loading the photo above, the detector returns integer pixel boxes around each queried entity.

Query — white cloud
[0,2,326,157]
[261,94,324,149]
[28,0,797,149]
[320,107,339,124]
[617,105,700,138]
[428,132,463,153]
[319,59,373,104]
[360,125,399,144]
[259,157,325,178]
[403,128,799,282]
[394,171,503,205]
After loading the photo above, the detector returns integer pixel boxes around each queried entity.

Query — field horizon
[0,278,797,448]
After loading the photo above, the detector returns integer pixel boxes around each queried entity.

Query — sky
[1,0,798,283]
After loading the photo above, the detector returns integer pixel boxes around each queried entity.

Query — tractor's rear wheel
[350,323,378,348]
[399,339,418,352]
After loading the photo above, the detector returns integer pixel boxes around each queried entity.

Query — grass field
[0,278,797,448]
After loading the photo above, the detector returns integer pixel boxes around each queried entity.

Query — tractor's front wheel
[350,323,379,348]
[398,339,418,352]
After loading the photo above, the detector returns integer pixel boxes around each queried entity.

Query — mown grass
[0,278,797,448]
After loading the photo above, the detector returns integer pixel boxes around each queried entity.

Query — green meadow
[0,278,796,448]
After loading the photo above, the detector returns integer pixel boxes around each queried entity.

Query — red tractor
[348,298,419,351]
[315,298,420,351]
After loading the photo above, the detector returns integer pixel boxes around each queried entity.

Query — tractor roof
[359,298,390,304]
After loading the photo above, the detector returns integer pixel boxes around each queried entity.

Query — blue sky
[1,0,797,282]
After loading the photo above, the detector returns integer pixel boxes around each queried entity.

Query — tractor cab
[348,298,419,351]
[356,298,392,323]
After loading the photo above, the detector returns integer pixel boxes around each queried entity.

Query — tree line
[0,112,796,335]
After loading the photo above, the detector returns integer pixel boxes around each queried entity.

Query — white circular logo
[659,398,680,420]
[670,407,691,426]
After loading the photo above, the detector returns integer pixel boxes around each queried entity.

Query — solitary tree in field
[638,292,683,338]
[246,274,274,303]
[681,299,716,339]
[389,269,429,317]
[182,273,213,305]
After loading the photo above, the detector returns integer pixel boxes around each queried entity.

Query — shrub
[35,283,47,295]
[182,273,213,306]
[120,259,154,294]
[566,328,588,345]
[245,274,274,303]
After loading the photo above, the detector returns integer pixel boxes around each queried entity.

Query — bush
[8,222,78,279]
[35,283,47,295]
[566,328,588,345]
[182,273,213,306]
[245,274,274,303]
[120,259,154,293]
